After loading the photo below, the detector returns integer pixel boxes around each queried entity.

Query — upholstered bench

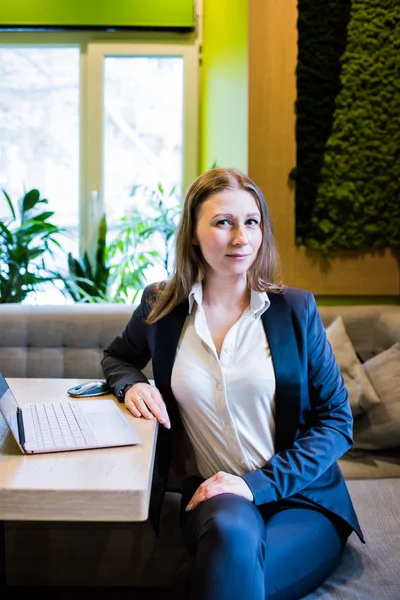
[0,302,399,599]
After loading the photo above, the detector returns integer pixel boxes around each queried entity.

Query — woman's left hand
[185,471,254,511]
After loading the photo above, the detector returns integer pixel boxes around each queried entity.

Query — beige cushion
[339,448,400,479]
[374,307,400,355]
[326,316,380,417]
[353,344,400,451]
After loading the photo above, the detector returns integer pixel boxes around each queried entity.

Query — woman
[102,168,364,600]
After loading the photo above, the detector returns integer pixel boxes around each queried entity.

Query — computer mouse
[67,381,111,397]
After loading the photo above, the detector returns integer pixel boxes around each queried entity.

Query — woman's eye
[215,218,259,227]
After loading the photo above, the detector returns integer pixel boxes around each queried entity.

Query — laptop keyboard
[30,402,97,449]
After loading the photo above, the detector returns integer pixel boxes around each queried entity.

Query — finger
[125,398,142,418]
[186,490,211,511]
[126,385,170,428]
[147,391,171,428]
[185,484,204,512]
[150,388,169,415]
[124,387,144,414]
[131,389,170,427]
[134,396,155,420]
[185,473,238,511]
[186,484,218,511]
[125,390,154,420]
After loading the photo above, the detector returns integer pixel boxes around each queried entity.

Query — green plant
[0,188,65,303]
[64,214,110,302]
[106,212,159,304]
[64,213,157,304]
[63,183,181,304]
[122,182,181,275]
[103,183,181,302]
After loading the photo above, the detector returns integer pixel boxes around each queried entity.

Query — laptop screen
[0,372,21,442]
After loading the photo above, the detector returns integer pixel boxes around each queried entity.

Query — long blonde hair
[146,168,284,324]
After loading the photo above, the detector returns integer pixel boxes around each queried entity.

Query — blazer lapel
[153,299,196,485]
[153,298,189,411]
[147,300,188,531]
[262,293,302,452]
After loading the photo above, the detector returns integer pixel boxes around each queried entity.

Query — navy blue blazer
[102,284,364,542]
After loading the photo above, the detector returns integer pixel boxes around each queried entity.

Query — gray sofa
[0,302,399,599]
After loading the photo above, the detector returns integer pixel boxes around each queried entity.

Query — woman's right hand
[124,382,171,429]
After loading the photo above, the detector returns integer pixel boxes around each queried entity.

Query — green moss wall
[295,0,400,257]
[294,0,351,246]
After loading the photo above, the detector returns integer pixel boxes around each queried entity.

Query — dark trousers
[176,476,350,600]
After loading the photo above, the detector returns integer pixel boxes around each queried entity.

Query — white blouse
[171,282,276,479]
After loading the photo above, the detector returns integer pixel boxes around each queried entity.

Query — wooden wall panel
[248,0,400,295]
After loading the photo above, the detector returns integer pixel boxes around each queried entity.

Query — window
[103,54,183,224]
[0,32,199,302]
[0,45,80,247]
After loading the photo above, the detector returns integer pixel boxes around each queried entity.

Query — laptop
[0,372,142,454]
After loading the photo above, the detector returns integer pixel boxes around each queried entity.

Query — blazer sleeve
[101,286,153,401]
[242,292,354,506]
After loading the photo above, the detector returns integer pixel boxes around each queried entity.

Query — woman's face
[194,189,262,280]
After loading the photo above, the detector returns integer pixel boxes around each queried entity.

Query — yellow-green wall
[0,0,194,27]
[200,0,248,173]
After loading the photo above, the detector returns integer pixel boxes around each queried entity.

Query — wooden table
[0,378,158,591]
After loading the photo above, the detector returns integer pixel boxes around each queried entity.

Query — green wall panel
[200,0,248,173]
[0,1,194,28]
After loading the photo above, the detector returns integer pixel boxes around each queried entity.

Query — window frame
[0,30,199,260]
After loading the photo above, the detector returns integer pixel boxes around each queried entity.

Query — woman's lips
[226,254,250,260]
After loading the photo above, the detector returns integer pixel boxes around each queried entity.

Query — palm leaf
[22,189,41,213]
[2,189,16,220]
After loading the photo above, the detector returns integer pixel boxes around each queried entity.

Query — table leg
[0,520,6,596]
